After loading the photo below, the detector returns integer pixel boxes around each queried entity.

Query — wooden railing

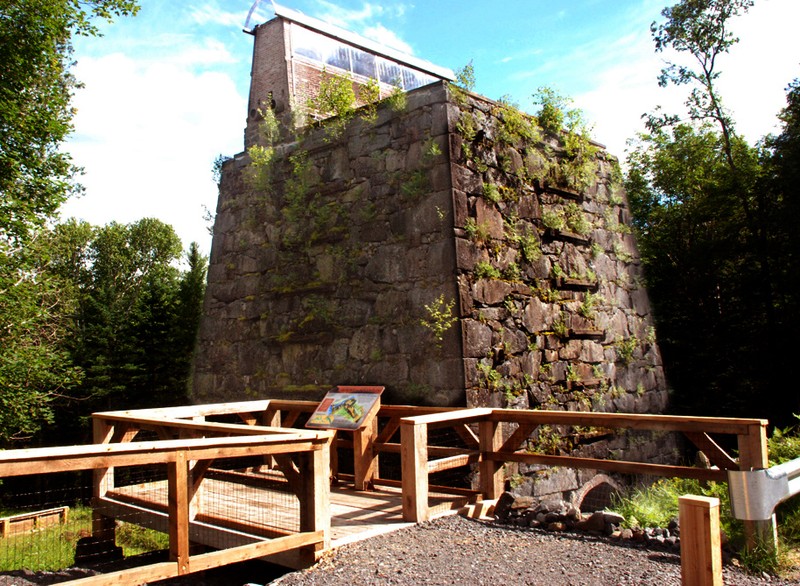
[258,401,477,496]
[396,408,771,546]
[0,398,774,582]
[91,400,775,548]
[0,407,333,586]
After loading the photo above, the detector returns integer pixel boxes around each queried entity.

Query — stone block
[454,237,478,270]
[473,279,514,305]
[348,325,381,361]
[475,198,504,239]
[365,246,405,283]
[517,193,540,219]
[501,327,529,354]
[462,319,493,358]
[579,341,605,363]
[451,163,483,194]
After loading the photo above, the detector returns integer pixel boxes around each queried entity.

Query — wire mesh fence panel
[196,460,301,541]
[0,479,91,573]
[0,430,329,582]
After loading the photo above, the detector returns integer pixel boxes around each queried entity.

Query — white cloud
[190,4,247,27]
[362,24,414,55]
[62,53,246,253]
[564,0,800,159]
[312,0,414,53]
[166,37,238,67]
[313,0,381,28]
[313,0,410,26]
[717,0,800,141]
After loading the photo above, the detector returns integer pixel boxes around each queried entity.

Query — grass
[116,521,170,556]
[0,504,170,572]
[609,420,800,577]
[0,505,92,571]
[610,478,733,532]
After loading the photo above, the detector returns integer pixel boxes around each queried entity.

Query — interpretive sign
[306,386,383,430]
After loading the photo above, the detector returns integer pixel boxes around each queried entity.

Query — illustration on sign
[306,387,382,430]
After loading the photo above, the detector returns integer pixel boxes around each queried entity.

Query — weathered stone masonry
[193,82,674,498]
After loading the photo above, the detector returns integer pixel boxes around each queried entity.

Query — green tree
[0,0,139,445]
[1,0,139,244]
[627,0,798,425]
[0,240,82,445]
[45,219,206,442]
[176,242,208,360]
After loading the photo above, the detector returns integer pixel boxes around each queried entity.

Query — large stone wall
[451,93,668,415]
[193,81,675,497]
[195,83,464,406]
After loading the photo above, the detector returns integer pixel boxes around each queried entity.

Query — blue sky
[62,0,800,254]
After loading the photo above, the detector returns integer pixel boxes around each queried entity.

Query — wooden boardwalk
[97,470,469,555]
[328,482,468,546]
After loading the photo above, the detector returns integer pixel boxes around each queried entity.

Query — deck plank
[105,474,467,550]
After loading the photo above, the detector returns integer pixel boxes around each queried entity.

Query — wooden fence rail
[0,421,333,586]
[395,408,772,548]
[0,398,776,584]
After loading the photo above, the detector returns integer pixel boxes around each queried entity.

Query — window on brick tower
[290,23,435,90]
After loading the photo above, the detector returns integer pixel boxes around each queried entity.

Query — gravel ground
[2,515,798,585]
[272,515,799,586]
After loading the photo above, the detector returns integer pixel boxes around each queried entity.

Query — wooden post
[737,422,778,551]
[260,408,281,471]
[679,495,722,586]
[353,408,379,491]
[91,417,116,544]
[168,450,190,575]
[401,420,429,523]
[298,438,331,562]
[330,432,340,483]
[188,459,211,521]
[479,419,504,500]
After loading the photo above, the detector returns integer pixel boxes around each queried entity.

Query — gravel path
[271,515,798,586]
[2,515,798,585]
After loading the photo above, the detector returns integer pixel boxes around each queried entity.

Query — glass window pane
[378,59,403,87]
[351,48,376,78]
[325,45,350,71]
[293,26,323,61]
[402,67,437,90]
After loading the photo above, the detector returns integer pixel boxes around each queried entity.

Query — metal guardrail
[728,457,800,521]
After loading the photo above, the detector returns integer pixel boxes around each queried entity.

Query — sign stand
[306,386,384,490]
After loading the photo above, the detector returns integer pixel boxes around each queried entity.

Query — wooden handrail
[0,433,332,477]
[0,423,333,585]
[95,414,303,437]
[488,408,766,435]
[399,408,493,427]
[393,404,771,549]
[94,400,275,420]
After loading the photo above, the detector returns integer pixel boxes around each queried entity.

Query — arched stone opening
[572,474,622,513]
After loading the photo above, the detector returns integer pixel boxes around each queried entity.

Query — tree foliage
[0,0,139,245]
[44,219,206,442]
[0,241,82,444]
[627,0,799,425]
[0,0,139,445]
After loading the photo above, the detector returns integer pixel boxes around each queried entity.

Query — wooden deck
[0,399,776,584]
[96,470,470,558]
[328,482,468,546]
